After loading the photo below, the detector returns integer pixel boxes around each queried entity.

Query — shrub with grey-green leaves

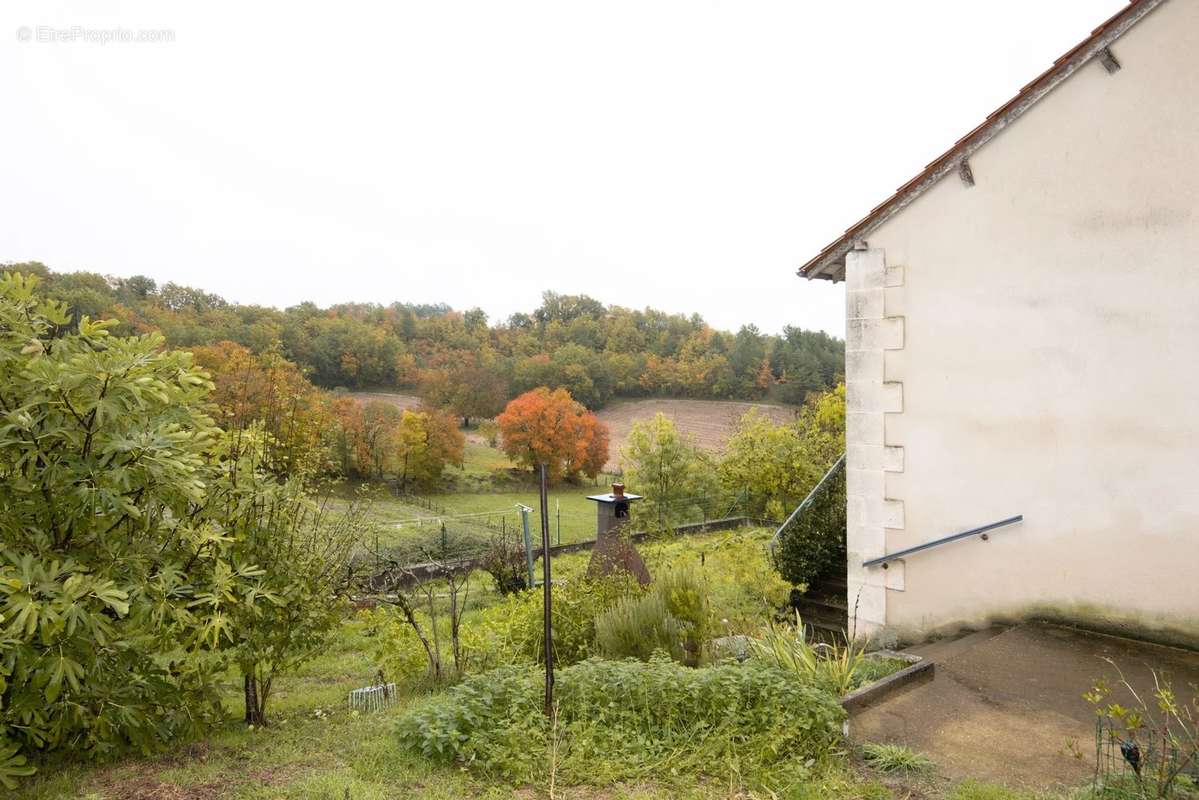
[594,592,685,663]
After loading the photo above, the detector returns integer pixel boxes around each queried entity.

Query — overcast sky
[1,1,1126,337]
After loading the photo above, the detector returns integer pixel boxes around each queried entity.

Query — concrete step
[906,625,1010,664]
[793,598,848,634]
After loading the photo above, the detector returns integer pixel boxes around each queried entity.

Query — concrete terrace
[850,622,1199,790]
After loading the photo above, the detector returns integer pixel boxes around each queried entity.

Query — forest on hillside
[3,262,843,413]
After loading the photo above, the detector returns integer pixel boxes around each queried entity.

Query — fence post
[518,504,535,588]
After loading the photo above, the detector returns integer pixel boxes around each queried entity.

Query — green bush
[503,575,639,666]
[593,567,710,665]
[773,464,846,587]
[0,273,301,787]
[594,593,684,663]
[397,656,845,784]
[654,566,710,663]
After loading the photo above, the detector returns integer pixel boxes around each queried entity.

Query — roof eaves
[799,0,1169,282]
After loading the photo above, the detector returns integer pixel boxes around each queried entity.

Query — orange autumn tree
[191,340,333,475]
[331,397,463,487]
[496,387,609,481]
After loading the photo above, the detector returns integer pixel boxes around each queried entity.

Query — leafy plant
[0,273,267,781]
[621,413,721,533]
[861,742,935,774]
[653,567,710,664]
[397,655,845,784]
[593,567,710,665]
[749,614,865,696]
[477,418,500,448]
[372,574,638,687]
[1080,660,1199,799]
[224,463,368,725]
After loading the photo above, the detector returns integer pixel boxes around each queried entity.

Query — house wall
[849,0,1199,646]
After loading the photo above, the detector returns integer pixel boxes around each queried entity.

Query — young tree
[221,452,367,726]
[394,408,465,490]
[718,410,813,520]
[477,418,500,447]
[720,385,845,520]
[621,413,720,531]
[370,529,482,683]
[496,387,609,481]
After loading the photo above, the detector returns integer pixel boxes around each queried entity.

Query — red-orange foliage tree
[496,387,610,481]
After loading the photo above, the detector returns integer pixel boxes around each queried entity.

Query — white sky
[1,1,1126,337]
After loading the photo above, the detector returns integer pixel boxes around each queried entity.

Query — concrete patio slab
[849,622,1199,790]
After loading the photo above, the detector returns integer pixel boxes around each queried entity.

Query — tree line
[6,262,844,415]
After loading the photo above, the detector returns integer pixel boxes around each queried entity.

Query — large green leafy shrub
[397,655,844,784]
[0,274,246,784]
[0,273,361,787]
[773,464,846,588]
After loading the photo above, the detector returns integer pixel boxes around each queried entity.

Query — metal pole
[539,463,554,717]
[556,500,561,546]
[518,504,535,589]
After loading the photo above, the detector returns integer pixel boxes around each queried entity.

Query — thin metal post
[556,500,561,546]
[539,464,554,717]
[518,504,535,588]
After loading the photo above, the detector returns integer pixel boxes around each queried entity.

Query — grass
[426,488,600,544]
[851,656,912,690]
[861,743,936,774]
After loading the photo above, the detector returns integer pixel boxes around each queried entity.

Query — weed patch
[861,742,936,774]
[397,655,845,786]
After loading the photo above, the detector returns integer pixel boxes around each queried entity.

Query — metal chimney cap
[586,492,643,504]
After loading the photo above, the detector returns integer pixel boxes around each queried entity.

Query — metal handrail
[862,514,1023,568]
[768,453,846,557]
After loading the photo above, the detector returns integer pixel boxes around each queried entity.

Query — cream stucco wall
[847,0,1199,646]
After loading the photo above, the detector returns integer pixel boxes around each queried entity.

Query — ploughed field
[346,391,422,411]
[595,397,798,469]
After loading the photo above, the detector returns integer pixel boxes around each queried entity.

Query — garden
[5,272,1197,800]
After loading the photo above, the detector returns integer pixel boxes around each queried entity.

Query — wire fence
[356,488,786,587]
